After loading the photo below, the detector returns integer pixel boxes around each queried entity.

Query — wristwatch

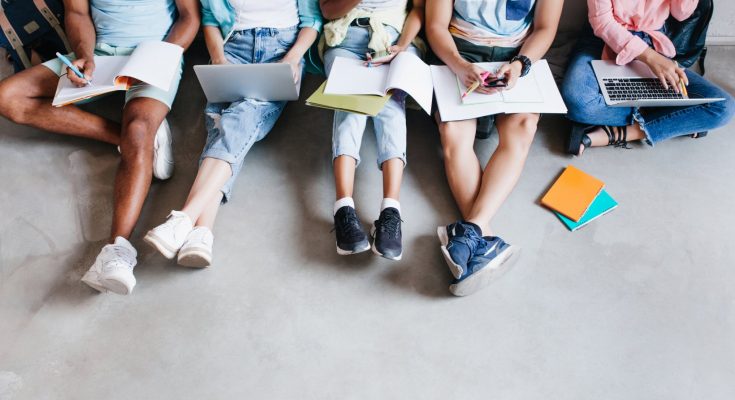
[510,55,532,77]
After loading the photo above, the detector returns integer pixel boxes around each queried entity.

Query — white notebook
[52,41,183,107]
[324,52,433,114]
[459,62,544,105]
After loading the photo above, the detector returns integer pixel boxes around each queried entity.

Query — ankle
[381,198,401,213]
[334,197,355,215]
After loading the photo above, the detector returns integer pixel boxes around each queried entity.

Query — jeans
[562,27,735,145]
[201,26,299,203]
[324,26,419,168]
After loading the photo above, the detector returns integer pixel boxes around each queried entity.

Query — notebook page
[458,63,504,106]
[324,57,389,96]
[117,41,184,91]
[500,66,544,103]
[52,56,129,107]
[384,52,433,114]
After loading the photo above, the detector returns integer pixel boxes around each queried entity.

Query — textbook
[556,189,618,231]
[541,165,605,222]
[52,41,183,107]
[324,52,433,114]
[306,81,392,116]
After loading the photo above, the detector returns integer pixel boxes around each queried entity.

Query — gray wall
[710,0,735,43]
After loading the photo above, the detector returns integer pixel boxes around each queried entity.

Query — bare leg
[109,97,170,241]
[466,113,539,235]
[195,191,224,230]
[0,64,120,144]
[437,115,482,219]
[180,157,232,222]
[381,158,403,200]
[334,155,357,200]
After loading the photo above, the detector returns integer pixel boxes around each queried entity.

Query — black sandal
[565,124,631,156]
[691,131,708,139]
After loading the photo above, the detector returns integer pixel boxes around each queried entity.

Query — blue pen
[55,52,92,86]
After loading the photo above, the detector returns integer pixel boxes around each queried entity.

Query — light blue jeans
[202,26,299,203]
[562,26,735,145]
[324,26,419,168]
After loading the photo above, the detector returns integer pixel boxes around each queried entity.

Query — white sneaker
[82,237,137,295]
[153,119,174,180]
[144,210,194,259]
[177,227,214,268]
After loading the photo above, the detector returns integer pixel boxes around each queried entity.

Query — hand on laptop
[68,57,95,87]
[637,48,688,93]
[280,56,301,84]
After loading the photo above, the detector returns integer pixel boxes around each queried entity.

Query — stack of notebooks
[541,165,618,231]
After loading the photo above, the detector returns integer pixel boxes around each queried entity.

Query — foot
[82,237,137,295]
[153,119,174,180]
[333,206,370,255]
[144,210,194,259]
[439,221,484,279]
[177,227,214,268]
[436,221,462,247]
[449,236,520,297]
[371,207,402,261]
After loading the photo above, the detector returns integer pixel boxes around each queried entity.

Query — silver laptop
[194,63,300,103]
[591,60,725,107]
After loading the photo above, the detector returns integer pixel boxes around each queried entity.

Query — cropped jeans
[202,26,299,203]
[324,25,419,168]
[561,26,735,145]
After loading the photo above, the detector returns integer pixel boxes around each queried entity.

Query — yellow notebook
[541,165,605,222]
[305,81,392,116]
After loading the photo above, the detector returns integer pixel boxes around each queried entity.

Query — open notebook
[324,52,433,114]
[459,62,544,105]
[52,41,183,107]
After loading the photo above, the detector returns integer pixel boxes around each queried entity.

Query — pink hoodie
[588,0,698,65]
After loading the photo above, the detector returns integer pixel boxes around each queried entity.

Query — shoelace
[377,211,402,239]
[452,228,484,256]
[333,211,363,239]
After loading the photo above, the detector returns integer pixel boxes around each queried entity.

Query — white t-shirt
[358,0,407,11]
[230,0,300,30]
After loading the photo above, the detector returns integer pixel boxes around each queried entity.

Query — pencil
[461,71,491,99]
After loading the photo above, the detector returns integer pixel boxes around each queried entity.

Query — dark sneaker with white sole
[371,207,402,260]
[334,206,370,255]
[449,236,520,297]
[439,221,484,279]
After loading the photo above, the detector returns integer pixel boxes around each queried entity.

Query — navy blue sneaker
[333,206,370,255]
[370,207,402,261]
[449,236,520,296]
[436,221,462,247]
[439,221,484,279]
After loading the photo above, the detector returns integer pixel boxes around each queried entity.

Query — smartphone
[483,77,507,88]
[368,50,393,64]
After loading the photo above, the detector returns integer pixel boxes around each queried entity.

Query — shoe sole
[153,121,174,180]
[177,248,212,268]
[81,271,108,293]
[336,241,371,256]
[143,231,179,259]
[370,224,402,261]
[437,226,449,247]
[449,245,521,297]
[439,245,464,279]
[100,274,135,296]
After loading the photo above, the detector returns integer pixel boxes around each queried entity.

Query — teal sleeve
[201,0,219,27]
[297,0,324,33]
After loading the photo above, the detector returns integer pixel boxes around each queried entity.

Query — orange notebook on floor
[541,165,605,222]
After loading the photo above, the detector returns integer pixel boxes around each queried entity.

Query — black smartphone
[483,77,507,88]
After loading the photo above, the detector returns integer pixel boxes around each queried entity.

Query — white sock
[334,197,355,215]
[381,198,401,213]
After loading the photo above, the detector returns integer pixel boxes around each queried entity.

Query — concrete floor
[1,38,734,399]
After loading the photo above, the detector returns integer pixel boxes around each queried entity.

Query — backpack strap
[32,0,72,53]
[0,8,32,68]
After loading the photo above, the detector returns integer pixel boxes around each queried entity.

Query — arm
[367,0,425,66]
[669,0,698,21]
[282,28,320,82]
[319,0,361,20]
[203,26,227,64]
[164,0,201,50]
[63,0,96,86]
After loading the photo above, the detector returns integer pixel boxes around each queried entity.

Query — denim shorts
[43,43,183,109]
[324,26,419,169]
[201,26,299,203]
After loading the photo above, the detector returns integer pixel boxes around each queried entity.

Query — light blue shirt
[201,0,323,40]
[91,0,177,48]
[453,0,536,38]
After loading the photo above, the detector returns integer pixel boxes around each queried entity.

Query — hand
[364,44,405,67]
[638,48,688,93]
[211,57,229,65]
[455,62,497,95]
[495,61,523,91]
[281,56,301,84]
[68,57,94,87]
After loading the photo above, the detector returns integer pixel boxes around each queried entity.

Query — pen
[56,52,92,86]
[462,71,491,99]
[674,61,687,97]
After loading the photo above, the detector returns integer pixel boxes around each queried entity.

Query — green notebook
[305,81,392,116]
[556,189,618,231]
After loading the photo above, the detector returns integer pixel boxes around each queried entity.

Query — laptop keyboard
[603,78,685,101]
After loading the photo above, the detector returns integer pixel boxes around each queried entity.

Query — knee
[120,118,156,164]
[499,115,537,153]
[0,81,29,124]
[439,122,472,160]
[714,94,735,127]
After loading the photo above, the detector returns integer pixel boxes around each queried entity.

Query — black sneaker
[370,207,402,261]
[333,206,370,255]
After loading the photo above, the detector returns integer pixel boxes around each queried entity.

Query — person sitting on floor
[561,0,735,155]
[144,0,323,268]
[426,0,563,296]
[0,0,200,295]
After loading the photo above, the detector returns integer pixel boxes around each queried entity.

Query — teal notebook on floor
[556,189,618,231]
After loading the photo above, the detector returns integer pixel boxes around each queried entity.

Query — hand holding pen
[56,52,93,87]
